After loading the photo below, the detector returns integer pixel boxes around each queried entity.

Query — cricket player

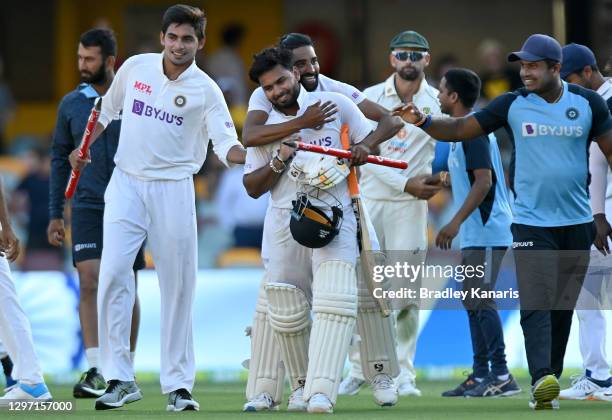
[243,47,401,414]
[342,30,442,397]
[432,68,520,398]
[47,28,144,398]
[557,44,612,401]
[0,177,52,404]
[242,33,403,411]
[69,5,245,411]
[395,34,612,410]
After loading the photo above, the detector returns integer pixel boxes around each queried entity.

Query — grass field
[4,377,611,419]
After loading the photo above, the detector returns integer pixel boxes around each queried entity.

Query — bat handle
[65,169,81,199]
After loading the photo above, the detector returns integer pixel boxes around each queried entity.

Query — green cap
[389,30,429,50]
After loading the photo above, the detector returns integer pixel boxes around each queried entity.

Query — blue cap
[560,43,597,79]
[508,34,562,63]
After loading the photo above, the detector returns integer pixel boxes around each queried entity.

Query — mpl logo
[522,123,536,137]
[133,81,152,95]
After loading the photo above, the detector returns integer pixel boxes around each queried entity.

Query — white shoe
[371,374,398,406]
[287,387,307,412]
[397,379,422,397]
[307,393,333,414]
[243,392,278,412]
[338,376,365,396]
[0,383,52,406]
[559,374,602,400]
[591,386,612,401]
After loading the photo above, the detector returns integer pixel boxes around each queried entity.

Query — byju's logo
[131,99,183,126]
[522,123,536,137]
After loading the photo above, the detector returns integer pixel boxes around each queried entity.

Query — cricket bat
[340,124,391,317]
[65,97,102,199]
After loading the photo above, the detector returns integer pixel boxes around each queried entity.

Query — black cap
[508,34,562,63]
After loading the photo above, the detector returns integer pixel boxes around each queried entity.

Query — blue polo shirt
[473,82,612,227]
[448,133,513,248]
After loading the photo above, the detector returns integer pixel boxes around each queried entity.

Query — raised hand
[299,100,337,129]
[392,103,424,124]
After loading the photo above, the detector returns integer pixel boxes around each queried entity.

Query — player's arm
[242,101,337,147]
[588,142,612,254]
[0,176,19,262]
[243,143,295,198]
[47,99,73,246]
[357,98,391,121]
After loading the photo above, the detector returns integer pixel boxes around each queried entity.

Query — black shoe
[442,373,480,397]
[167,388,200,411]
[73,367,107,398]
[464,374,522,397]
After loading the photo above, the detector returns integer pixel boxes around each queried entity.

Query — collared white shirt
[360,74,441,201]
[247,73,365,113]
[99,53,241,180]
[244,87,372,209]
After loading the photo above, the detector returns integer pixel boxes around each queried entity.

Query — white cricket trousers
[98,168,197,393]
[349,199,428,383]
[0,256,44,383]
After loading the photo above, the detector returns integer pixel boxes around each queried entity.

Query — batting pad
[265,282,311,391]
[304,261,357,403]
[245,277,285,403]
[356,263,400,381]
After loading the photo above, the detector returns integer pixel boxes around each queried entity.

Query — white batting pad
[304,261,357,403]
[265,282,311,391]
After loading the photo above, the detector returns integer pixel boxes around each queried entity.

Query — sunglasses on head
[392,51,428,62]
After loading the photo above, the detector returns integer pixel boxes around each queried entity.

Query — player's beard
[271,82,301,111]
[80,64,107,85]
[300,72,319,91]
[397,66,421,81]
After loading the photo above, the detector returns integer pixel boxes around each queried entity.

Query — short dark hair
[248,47,293,84]
[79,28,117,59]
[443,68,482,108]
[162,4,206,40]
[278,33,313,50]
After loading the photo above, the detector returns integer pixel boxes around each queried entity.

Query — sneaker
[371,374,398,406]
[338,376,365,396]
[73,367,107,398]
[591,386,612,401]
[464,374,521,397]
[95,380,142,410]
[559,374,603,400]
[0,382,52,406]
[167,388,199,412]
[529,375,560,410]
[243,392,279,412]
[397,378,422,397]
[307,393,333,414]
[442,373,480,397]
[287,387,307,412]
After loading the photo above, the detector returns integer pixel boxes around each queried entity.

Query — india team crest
[174,95,187,107]
[565,107,579,120]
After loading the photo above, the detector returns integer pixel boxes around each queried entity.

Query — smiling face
[291,45,320,91]
[519,60,560,93]
[258,64,301,111]
[160,23,204,67]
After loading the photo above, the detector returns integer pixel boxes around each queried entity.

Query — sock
[497,373,510,381]
[130,352,135,365]
[85,347,99,369]
[1,356,13,377]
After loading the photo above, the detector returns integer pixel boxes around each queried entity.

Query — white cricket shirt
[247,73,365,113]
[98,53,241,180]
[360,74,441,202]
[244,87,372,209]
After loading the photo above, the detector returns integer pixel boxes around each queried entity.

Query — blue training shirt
[448,133,513,248]
[473,81,612,227]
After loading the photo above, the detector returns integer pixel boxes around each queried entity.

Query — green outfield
[5,377,610,419]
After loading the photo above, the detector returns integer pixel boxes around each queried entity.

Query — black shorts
[72,207,146,270]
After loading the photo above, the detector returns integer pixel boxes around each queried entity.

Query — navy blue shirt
[49,84,121,219]
[473,82,612,227]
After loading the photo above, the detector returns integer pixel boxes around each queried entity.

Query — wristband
[418,114,433,129]
[269,156,285,173]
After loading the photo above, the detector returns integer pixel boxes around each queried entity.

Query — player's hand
[392,103,424,124]
[349,143,370,166]
[298,100,337,129]
[69,148,90,171]
[404,175,442,199]
[593,213,612,255]
[278,140,297,162]
[47,218,65,247]
[0,226,20,262]
[436,221,459,250]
